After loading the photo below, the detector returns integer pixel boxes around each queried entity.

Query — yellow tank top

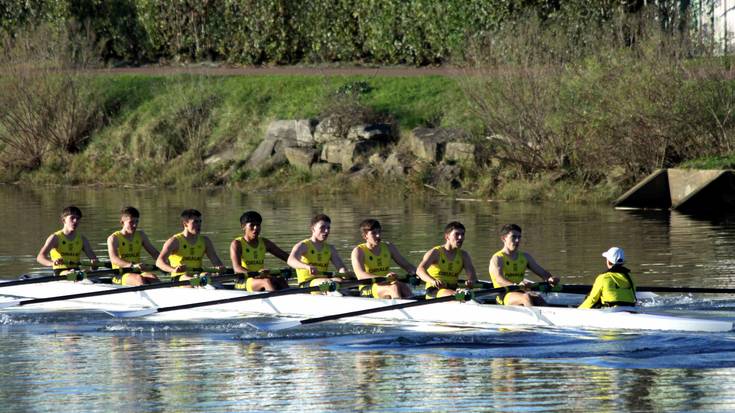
[168,233,205,275]
[426,246,463,289]
[237,237,265,272]
[296,239,332,284]
[111,231,142,270]
[357,242,392,292]
[491,250,528,287]
[50,230,83,270]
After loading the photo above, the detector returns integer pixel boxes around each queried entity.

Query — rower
[489,223,558,306]
[107,206,160,286]
[156,209,225,282]
[351,219,415,299]
[287,214,350,293]
[579,247,636,309]
[416,221,478,298]
[230,210,289,292]
[36,205,100,276]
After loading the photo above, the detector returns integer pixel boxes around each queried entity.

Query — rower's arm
[461,251,478,285]
[263,238,289,262]
[229,239,247,275]
[139,231,160,260]
[350,247,374,280]
[156,237,180,273]
[579,275,604,309]
[416,249,440,286]
[107,234,129,268]
[387,242,417,274]
[329,245,349,275]
[489,255,514,287]
[287,242,312,271]
[81,236,99,264]
[526,253,555,282]
[203,236,225,270]
[36,234,59,267]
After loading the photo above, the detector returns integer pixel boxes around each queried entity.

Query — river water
[0,185,734,412]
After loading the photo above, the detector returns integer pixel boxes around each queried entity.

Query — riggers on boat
[0,280,731,333]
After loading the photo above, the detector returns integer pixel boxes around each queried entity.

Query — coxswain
[579,247,636,309]
[287,214,350,293]
[156,209,225,282]
[416,221,478,298]
[107,206,160,286]
[36,205,100,275]
[489,223,558,306]
[230,210,289,291]
[351,219,416,299]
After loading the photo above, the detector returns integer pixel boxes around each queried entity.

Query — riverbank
[0,71,620,202]
[1,69,733,204]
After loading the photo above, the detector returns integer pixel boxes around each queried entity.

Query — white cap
[602,247,625,265]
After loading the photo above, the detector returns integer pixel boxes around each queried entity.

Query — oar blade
[250,319,303,331]
[105,308,159,318]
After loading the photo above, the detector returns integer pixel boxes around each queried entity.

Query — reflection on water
[2,186,735,411]
[3,328,735,412]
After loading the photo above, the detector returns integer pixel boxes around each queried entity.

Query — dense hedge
[0,0,691,65]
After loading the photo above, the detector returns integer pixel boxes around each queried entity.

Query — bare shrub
[319,81,394,139]
[462,9,735,185]
[0,24,102,170]
[146,78,221,162]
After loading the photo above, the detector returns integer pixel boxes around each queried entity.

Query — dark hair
[444,221,465,234]
[180,209,202,222]
[240,210,263,226]
[359,219,381,235]
[311,214,331,228]
[500,224,522,236]
[61,205,82,219]
[120,206,140,219]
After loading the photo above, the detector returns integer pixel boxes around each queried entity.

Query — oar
[0,268,124,288]
[0,270,241,309]
[256,283,547,331]
[108,275,406,318]
[561,284,735,294]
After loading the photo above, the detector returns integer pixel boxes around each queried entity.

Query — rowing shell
[0,280,731,332]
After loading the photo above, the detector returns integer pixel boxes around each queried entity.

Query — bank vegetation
[1,2,734,202]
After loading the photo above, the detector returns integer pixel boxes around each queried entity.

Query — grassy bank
[1,69,733,203]
[10,73,478,188]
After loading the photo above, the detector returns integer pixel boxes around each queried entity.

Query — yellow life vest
[357,242,392,293]
[50,230,83,270]
[111,231,142,270]
[490,250,528,287]
[296,239,331,285]
[426,246,463,289]
[168,233,205,275]
[579,270,637,309]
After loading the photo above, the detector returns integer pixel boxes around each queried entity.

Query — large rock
[406,127,470,162]
[246,120,314,170]
[347,123,394,142]
[445,142,476,163]
[320,140,382,171]
[265,119,316,146]
[284,146,317,170]
[314,117,342,143]
[381,152,415,176]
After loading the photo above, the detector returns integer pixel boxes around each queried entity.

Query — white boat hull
[0,280,731,332]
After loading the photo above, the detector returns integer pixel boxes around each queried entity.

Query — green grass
[679,155,735,170]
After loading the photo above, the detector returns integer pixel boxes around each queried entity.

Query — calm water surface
[1,185,735,412]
